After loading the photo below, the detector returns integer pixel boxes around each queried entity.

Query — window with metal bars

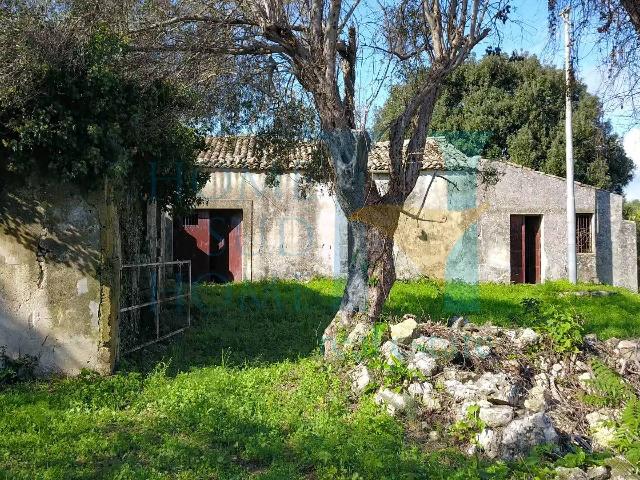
[576,213,593,253]
[183,214,198,227]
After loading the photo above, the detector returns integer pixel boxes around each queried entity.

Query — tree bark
[321,128,373,357]
[621,0,640,35]
[366,223,397,321]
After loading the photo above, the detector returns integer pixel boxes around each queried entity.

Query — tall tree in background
[375,53,634,193]
[361,1,510,321]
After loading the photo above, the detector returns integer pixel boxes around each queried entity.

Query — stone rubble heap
[346,315,640,478]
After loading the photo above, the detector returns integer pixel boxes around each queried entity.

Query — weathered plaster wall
[0,180,119,375]
[200,170,347,280]
[616,220,638,291]
[477,161,637,290]
[200,162,636,291]
[373,172,451,280]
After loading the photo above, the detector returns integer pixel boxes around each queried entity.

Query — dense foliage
[374,53,634,193]
[0,14,206,211]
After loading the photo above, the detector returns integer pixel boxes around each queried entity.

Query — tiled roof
[198,136,458,172]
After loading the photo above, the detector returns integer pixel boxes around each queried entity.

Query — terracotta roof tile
[197,136,465,172]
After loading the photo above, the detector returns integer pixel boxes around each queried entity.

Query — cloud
[624,128,640,167]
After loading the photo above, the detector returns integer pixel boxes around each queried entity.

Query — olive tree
[123,0,509,353]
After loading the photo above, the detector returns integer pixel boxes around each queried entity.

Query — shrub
[520,298,584,353]
[0,21,206,212]
[583,360,634,408]
[0,347,37,388]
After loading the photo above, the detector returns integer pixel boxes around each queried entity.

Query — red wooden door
[510,215,525,283]
[228,212,243,281]
[208,209,243,283]
[174,210,210,282]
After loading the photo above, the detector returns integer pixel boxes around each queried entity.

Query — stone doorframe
[195,198,253,281]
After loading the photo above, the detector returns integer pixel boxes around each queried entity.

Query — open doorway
[510,215,542,284]
[173,209,243,283]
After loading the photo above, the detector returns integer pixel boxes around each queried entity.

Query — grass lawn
[384,279,640,340]
[0,279,638,479]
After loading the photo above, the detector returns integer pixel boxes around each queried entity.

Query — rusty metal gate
[118,260,191,357]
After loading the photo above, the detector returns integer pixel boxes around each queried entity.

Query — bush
[520,298,584,353]
[0,21,206,212]
[0,347,37,388]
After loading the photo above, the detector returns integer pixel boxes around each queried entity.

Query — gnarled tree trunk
[366,226,397,321]
[321,128,376,356]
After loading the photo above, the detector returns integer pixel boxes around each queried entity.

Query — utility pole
[561,7,577,284]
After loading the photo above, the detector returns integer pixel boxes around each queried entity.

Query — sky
[358,0,640,198]
[493,2,640,199]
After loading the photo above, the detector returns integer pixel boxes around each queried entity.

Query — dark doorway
[510,215,542,284]
[174,209,243,283]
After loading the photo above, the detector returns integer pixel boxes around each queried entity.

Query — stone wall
[0,180,120,375]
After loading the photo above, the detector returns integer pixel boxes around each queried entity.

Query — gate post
[97,180,122,374]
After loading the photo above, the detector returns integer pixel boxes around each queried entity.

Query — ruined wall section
[0,180,119,375]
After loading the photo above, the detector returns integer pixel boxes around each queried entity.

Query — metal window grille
[576,213,593,253]
[183,214,198,226]
[118,260,191,357]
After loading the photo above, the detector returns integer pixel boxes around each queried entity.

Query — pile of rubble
[345,315,640,478]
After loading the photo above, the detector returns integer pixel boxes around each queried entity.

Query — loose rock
[381,341,405,365]
[448,315,468,329]
[350,364,371,394]
[524,385,549,412]
[586,465,610,480]
[470,344,492,360]
[476,428,500,458]
[516,328,540,348]
[412,336,455,357]
[606,456,640,480]
[586,410,617,450]
[421,382,441,411]
[391,317,418,345]
[408,351,438,377]
[374,388,415,416]
[475,372,519,404]
[479,404,515,428]
[555,467,588,480]
[500,412,558,459]
[617,340,639,361]
[407,382,424,398]
[345,323,370,348]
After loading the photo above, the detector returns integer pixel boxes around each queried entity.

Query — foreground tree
[122,0,509,352]
[360,1,510,322]
[375,53,634,193]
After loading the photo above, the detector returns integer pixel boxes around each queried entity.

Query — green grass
[1,279,637,479]
[384,279,640,339]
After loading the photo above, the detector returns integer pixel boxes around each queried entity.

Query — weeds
[0,347,37,388]
[520,298,584,353]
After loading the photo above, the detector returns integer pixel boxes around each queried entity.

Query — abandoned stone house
[175,136,638,291]
[1,135,637,375]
